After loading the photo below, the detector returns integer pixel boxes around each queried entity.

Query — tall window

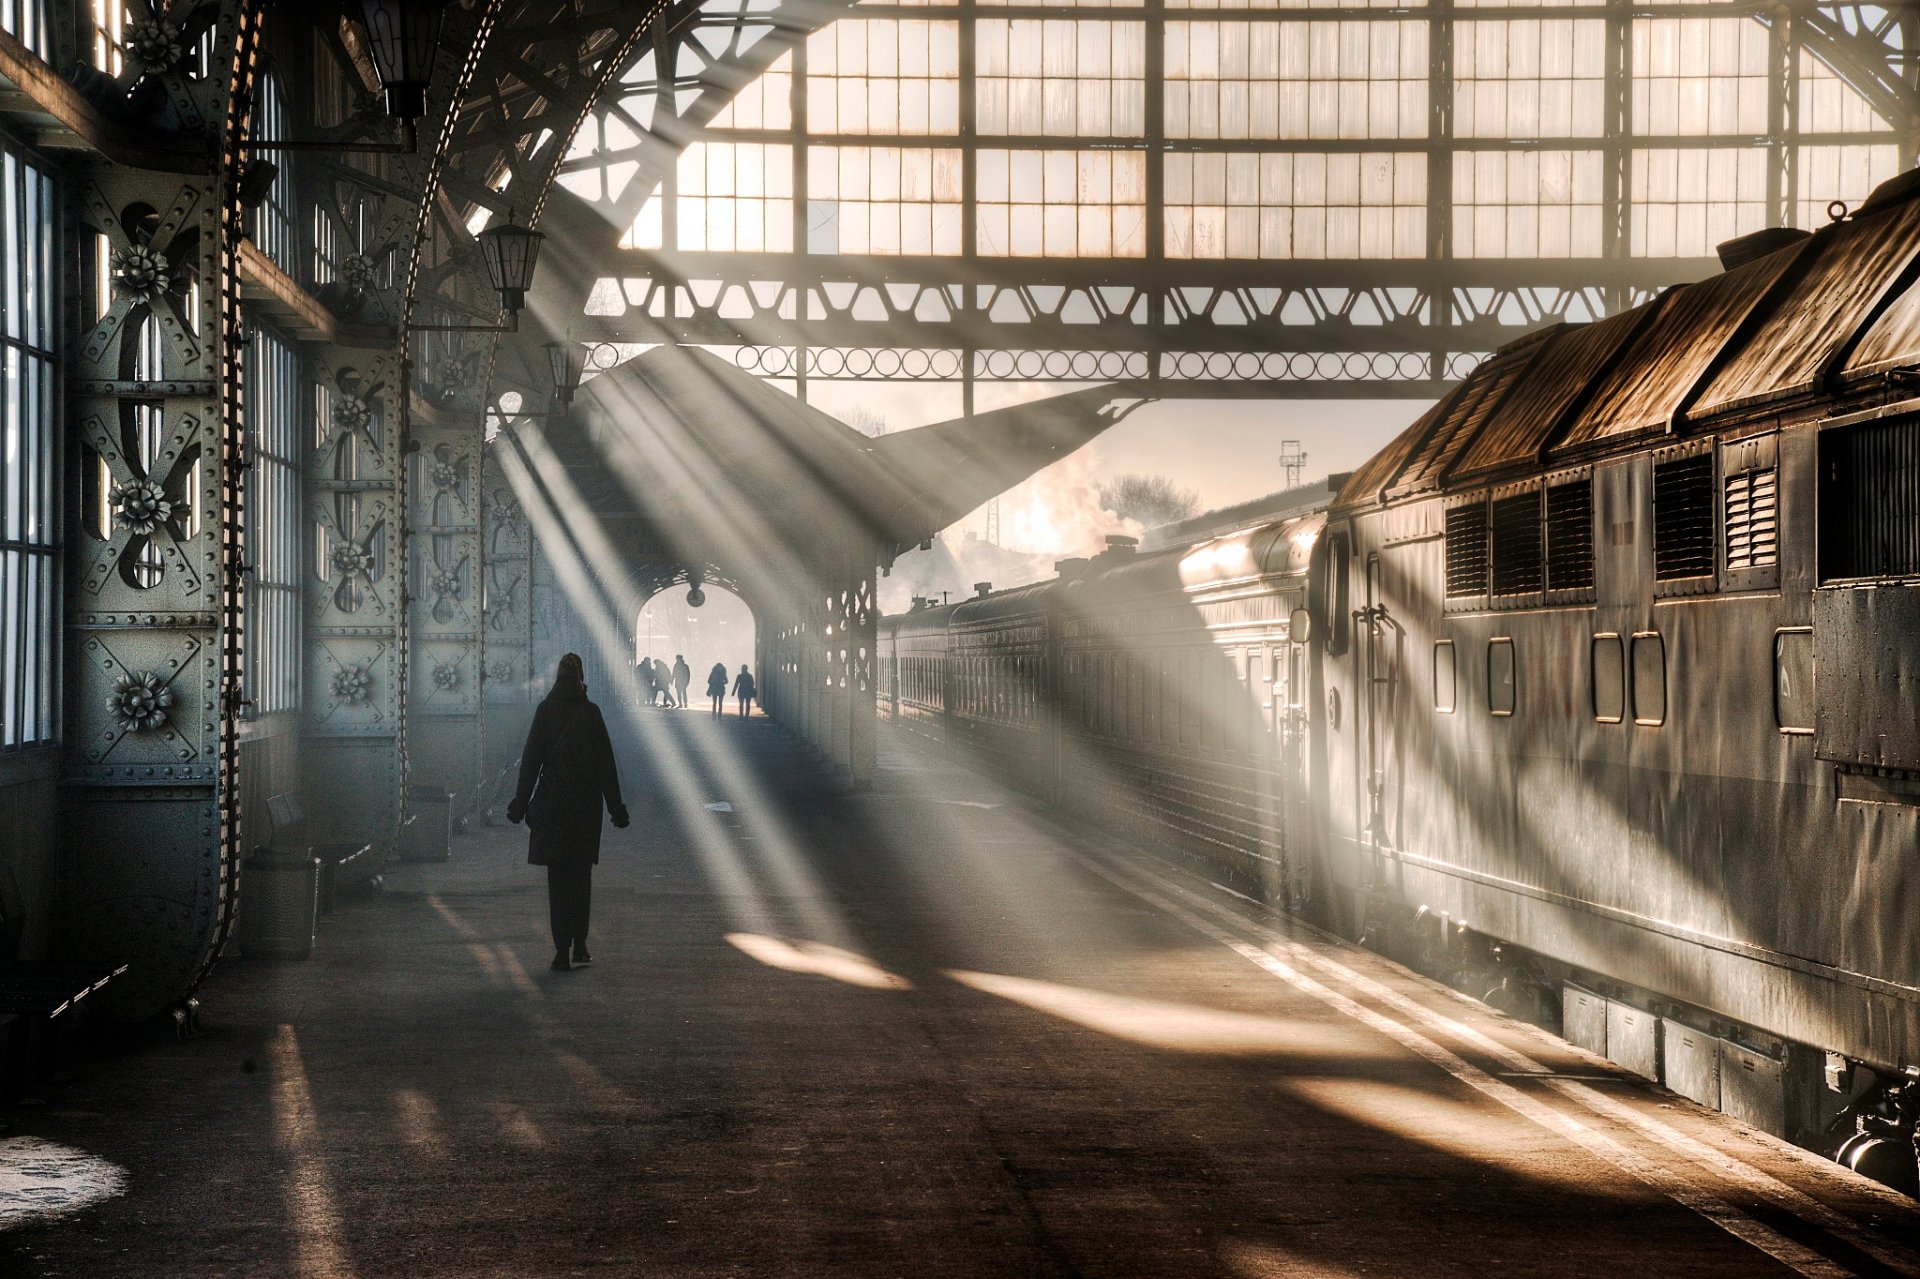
[91,0,128,74]
[251,71,297,275]
[1,148,58,748]
[245,326,302,715]
[0,0,50,59]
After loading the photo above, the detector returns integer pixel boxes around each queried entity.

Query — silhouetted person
[636,657,657,709]
[733,664,756,717]
[707,661,728,715]
[672,654,691,709]
[652,656,675,708]
[506,653,628,971]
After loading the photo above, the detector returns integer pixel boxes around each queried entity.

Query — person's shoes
[571,943,593,967]
[550,950,571,972]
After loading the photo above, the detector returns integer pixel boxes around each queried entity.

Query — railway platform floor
[4,710,1920,1277]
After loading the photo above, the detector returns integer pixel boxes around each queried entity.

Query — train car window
[1491,490,1544,595]
[1774,629,1814,734]
[1325,531,1352,655]
[1591,634,1625,723]
[1445,502,1490,598]
[1818,416,1920,579]
[1433,640,1456,714]
[1133,656,1147,740]
[1488,638,1516,717]
[1288,644,1304,709]
[1724,467,1778,570]
[1653,455,1715,581]
[1632,632,1667,726]
[1545,479,1596,591]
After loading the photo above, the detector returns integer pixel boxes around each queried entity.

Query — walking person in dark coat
[732,664,757,718]
[706,661,728,715]
[506,653,628,971]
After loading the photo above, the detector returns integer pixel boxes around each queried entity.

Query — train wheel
[1844,1136,1919,1195]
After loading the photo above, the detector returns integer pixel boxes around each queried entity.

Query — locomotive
[879,167,1920,1184]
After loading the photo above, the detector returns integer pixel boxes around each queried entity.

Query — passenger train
[880,168,1920,1187]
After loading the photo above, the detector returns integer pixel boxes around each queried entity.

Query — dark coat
[511,689,625,867]
[706,664,728,696]
[732,671,756,699]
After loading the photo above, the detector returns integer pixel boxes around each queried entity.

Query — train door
[1359,552,1402,853]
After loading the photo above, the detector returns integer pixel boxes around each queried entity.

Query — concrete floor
[4,713,1920,1277]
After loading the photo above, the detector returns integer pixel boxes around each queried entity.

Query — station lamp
[410,214,545,332]
[547,341,584,407]
[357,0,448,127]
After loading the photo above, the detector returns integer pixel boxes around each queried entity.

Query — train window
[1632,632,1667,726]
[1491,490,1544,595]
[1774,629,1813,734]
[1818,416,1920,579]
[1287,644,1303,709]
[1433,641,1456,714]
[1488,638,1516,717]
[1325,531,1352,655]
[1445,502,1490,598]
[1724,467,1778,570]
[1653,454,1715,581]
[1545,479,1596,592]
[1591,634,1624,723]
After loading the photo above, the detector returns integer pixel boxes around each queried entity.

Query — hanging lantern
[547,341,583,406]
[357,0,448,124]
[476,217,544,314]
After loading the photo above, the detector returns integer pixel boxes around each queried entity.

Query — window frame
[1432,639,1456,714]
[1772,626,1814,736]
[1590,632,1625,724]
[1487,637,1516,718]
[1631,630,1667,727]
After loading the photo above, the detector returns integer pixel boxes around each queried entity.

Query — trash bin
[240,849,320,960]
[402,785,454,862]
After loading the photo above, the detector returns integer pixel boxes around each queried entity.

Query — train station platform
[5,713,1920,1277]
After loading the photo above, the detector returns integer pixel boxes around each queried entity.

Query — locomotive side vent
[1444,502,1489,597]
[1653,455,1715,581]
[1724,467,1778,571]
[1491,492,1544,595]
[1545,479,1595,591]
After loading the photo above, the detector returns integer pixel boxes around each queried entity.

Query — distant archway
[630,584,758,711]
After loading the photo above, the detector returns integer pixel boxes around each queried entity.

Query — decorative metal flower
[339,253,380,295]
[330,540,372,578]
[488,659,515,684]
[430,567,462,598]
[111,479,174,535]
[332,665,372,706]
[432,663,460,691]
[125,19,185,71]
[430,461,460,490]
[108,671,174,733]
[111,246,173,305]
[488,498,524,536]
[433,358,470,390]
[331,393,373,437]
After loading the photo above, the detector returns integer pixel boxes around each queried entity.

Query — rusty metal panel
[1334,387,1465,510]
[1695,197,1920,418]
[1558,249,1807,453]
[1388,340,1542,498]
[1661,1018,1721,1110]
[1813,582,1920,770]
[1720,1042,1788,1138]
[1453,312,1651,481]
[1562,984,1608,1058]
[1607,1001,1661,1081]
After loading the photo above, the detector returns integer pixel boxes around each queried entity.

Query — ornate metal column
[406,393,485,817]
[480,440,534,805]
[63,0,260,1021]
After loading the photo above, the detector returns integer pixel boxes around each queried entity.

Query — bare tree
[846,406,890,437]
[1097,474,1200,529]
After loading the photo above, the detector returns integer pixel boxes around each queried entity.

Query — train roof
[1335,168,1920,512]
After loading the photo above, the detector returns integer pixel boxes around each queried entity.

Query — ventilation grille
[1822,418,1920,579]
[1491,492,1543,595]
[1444,503,1488,597]
[1724,468,1777,571]
[1654,455,1715,581]
[1545,479,1595,592]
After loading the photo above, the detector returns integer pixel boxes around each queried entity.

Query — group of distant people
[636,653,756,716]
